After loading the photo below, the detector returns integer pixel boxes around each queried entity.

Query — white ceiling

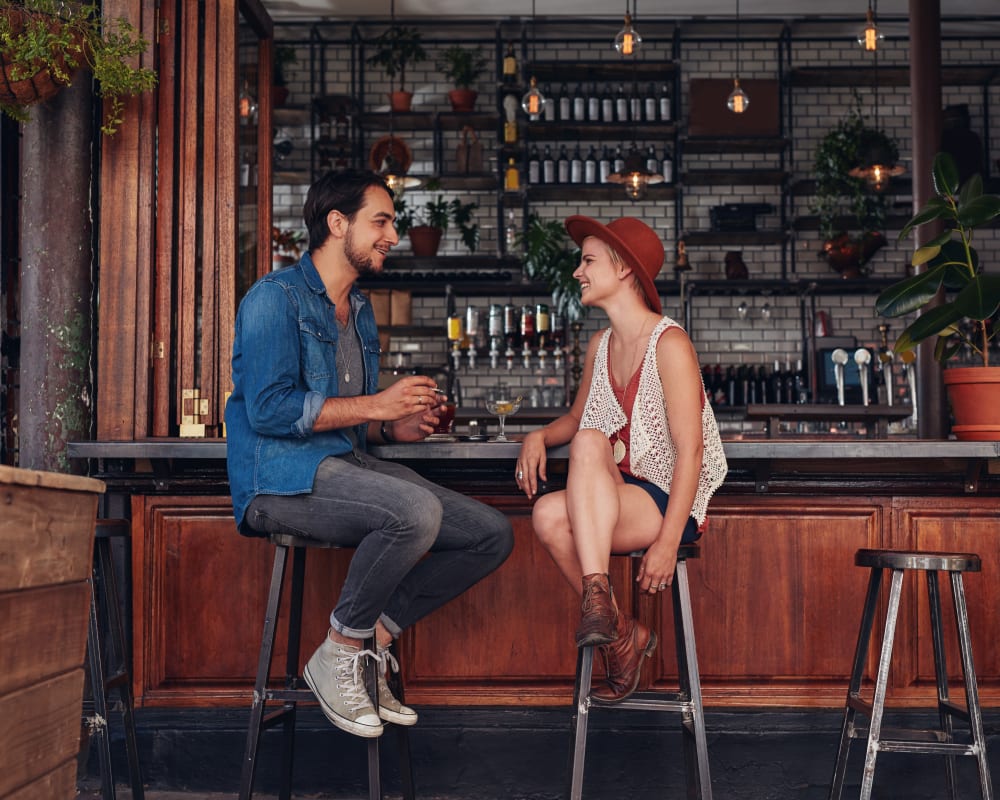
[261,0,1000,23]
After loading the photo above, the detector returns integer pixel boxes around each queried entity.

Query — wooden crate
[0,465,104,800]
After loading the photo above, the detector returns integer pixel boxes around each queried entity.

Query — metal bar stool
[830,549,993,800]
[569,543,711,800]
[85,518,145,800]
[238,533,415,800]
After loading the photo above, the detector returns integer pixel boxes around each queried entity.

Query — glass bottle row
[519,142,674,186]
[524,82,673,125]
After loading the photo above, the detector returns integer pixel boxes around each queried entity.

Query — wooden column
[909,0,947,438]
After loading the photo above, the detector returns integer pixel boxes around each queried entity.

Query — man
[225,169,513,738]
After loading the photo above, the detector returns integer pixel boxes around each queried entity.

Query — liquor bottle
[572,83,586,121]
[770,359,784,404]
[520,304,536,348]
[558,83,571,121]
[726,365,737,407]
[587,83,600,121]
[505,210,518,255]
[542,145,555,183]
[557,144,570,183]
[737,364,749,407]
[598,146,612,183]
[503,303,519,350]
[502,43,517,84]
[504,157,520,191]
[630,89,642,123]
[661,147,674,183]
[570,144,583,183]
[793,358,806,404]
[528,145,540,184]
[615,84,628,121]
[659,83,672,121]
[601,84,614,122]
[746,365,758,405]
[584,146,598,184]
[543,84,556,121]
[644,83,657,122]
[613,144,625,174]
[645,145,659,175]
[535,303,551,350]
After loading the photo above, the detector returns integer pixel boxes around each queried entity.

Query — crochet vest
[579,316,728,524]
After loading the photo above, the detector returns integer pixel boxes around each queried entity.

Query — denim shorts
[622,472,701,543]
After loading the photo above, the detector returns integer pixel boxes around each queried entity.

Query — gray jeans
[245,451,514,639]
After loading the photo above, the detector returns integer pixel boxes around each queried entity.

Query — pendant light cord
[736,0,741,79]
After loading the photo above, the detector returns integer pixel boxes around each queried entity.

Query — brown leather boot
[592,614,657,703]
[575,573,618,647]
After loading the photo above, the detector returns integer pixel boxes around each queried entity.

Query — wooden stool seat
[830,547,993,800]
[238,533,414,800]
[85,518,145,800]
[569,543,711,799]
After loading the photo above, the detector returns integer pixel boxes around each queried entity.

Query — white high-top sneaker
[376,646,418,726]
[303,635,383,738]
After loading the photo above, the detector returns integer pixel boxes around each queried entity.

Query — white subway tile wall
[270,23,1000,434]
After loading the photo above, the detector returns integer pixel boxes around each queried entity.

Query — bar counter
[69,437,1000,712]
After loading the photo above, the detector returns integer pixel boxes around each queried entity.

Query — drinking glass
[483,395,522,442]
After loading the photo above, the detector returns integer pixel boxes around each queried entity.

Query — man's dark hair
[303,169,392,252]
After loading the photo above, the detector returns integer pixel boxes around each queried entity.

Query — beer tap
[854,348,872,407]
[877,323,894,406]
[520,304,535,370]
[903,358,918,428]
[465,305,480,370]
[487,304,502,370]
[831,348,849,406]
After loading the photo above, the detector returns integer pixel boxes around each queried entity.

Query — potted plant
[273,44,296,107]
[811,100,898,277]
[366,25,426,113]
[875,151,1000,439]
[518,213,585,321]
[0,0,157,135]
[395,193,479,258]
[436,44,488,112]
[271,225,305,270]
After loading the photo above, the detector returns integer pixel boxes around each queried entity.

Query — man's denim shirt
[225,253,381,534]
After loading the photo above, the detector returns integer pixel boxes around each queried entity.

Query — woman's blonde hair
[597,238,646,306]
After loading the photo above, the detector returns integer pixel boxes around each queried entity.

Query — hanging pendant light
[847,36,903,192]
[727,0,749,113]
[521,0,546,118]
[614,5,642,58]
[608,147,664,201]
[858,4,883,51]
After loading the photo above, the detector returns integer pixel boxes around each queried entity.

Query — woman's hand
[515,428,548,499]
[636,535,680,595]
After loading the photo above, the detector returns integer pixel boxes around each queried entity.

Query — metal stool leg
[950,572,994,800]
[673,558,712,800]
[87,559,115,800]
[568,645,595,800]
[387,643,417,800]
[239,543,290,800]
[926,571,959,800]
[829,565,884,800]
[859,568,905,800]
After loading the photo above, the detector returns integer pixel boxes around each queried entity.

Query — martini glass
[484,395,522,442]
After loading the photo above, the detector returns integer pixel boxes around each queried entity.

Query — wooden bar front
[71,440,1000,711]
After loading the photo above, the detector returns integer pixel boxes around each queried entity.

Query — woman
[515,215,727,702]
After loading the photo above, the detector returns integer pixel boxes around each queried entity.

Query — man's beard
[345,227,380,275]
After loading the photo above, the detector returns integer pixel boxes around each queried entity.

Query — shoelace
[333,647,379,713]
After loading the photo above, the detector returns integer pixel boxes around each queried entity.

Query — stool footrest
[878,738,981,757]
[265,687,314,703]
[594,693,693,713]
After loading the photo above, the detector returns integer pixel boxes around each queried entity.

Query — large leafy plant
[875,152,1000,366]
[518,213,584,321]
[394,193,479,253]
[366,25,426,94]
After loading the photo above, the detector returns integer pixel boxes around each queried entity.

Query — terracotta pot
[389,91,414,113]
[0,9,81,107]
[408,225,443,257]
[943,366,1000,440]
[447,88,478,113]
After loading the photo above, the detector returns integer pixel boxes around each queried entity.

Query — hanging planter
[0,1,157,135]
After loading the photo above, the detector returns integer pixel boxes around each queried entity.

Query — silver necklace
[336,310,356,383]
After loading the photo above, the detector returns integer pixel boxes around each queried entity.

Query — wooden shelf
[527,184,677,202]
[525,121,677,141]
[684,169,788,186]
[682,277,900,297]
[357,111,498,131]
[683,230,789,246]
[791,214,912,231]
[789,65,1000,88]
[527,60,678,82]
[434,174,498,190]
[682,137,789,154]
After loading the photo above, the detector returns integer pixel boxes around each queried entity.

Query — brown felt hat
[564,215,664,314]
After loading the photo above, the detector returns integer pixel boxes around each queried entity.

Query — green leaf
[952,274,1000,321]
[911,244,941,266]
[932,152,960,197]
[924,230,954,248]
[899,303,965,346]
[898,197,950,240]
[956,195,1000,229]
[875,267,946,317]
[935,336,963,363]
[958,173,983,207]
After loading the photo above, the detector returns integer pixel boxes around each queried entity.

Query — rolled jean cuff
[379,613,402,640]
[329,612,375,641]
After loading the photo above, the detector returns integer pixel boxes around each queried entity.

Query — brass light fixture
[727,0,749,113]
[614,2,642,58]
[858,2,883,51]
[847,34,903,192]
[521,0,547,117]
